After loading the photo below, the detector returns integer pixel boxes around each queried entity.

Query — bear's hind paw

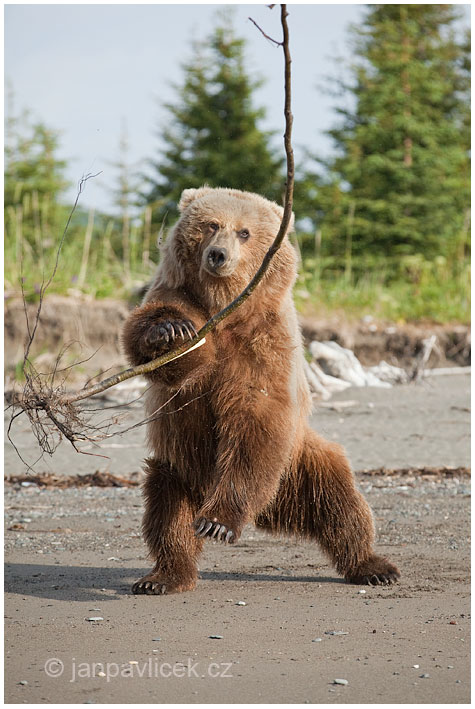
[132,579,167,595]
[345,555,400,586]
[132,573,196,595]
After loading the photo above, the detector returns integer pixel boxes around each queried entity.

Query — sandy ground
[4,372,471,704]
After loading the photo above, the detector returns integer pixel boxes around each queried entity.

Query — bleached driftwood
[303,360,351,400]
[410,334,437,382]
[366,360,409,385]
[309,340,393,388]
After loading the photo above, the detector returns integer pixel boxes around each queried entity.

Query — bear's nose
[207,246,228,270]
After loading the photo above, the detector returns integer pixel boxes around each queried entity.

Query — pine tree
[5,119,68,213]
[107,119,140,282]
[146,16,284,224]
[304,4,470,263]
[4,103,69,251]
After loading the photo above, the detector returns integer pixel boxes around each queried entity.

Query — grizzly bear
[123,186,400,594]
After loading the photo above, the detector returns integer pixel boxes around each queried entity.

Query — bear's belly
[146,386,217,485]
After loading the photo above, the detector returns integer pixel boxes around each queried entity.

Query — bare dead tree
[8,5,294,465]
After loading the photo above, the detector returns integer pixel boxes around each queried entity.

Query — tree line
[4,5,470,320]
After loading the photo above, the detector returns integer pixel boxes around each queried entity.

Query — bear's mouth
[202,264,236,278]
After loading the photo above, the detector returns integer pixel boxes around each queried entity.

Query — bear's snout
[203,244,235,276]
[207,246,228,269]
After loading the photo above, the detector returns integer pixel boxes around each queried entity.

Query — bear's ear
[178,186,213,213]
[269,202,295,233]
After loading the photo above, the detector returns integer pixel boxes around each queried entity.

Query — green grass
[294,253,470,324]
[4,199,156,302]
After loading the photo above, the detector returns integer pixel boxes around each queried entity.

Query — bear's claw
[361,571,399,586]
[132,580,167,595]
[193,517,235,543]
[132,571,198,595]
[345,556,400,586]
[145,319,198,347]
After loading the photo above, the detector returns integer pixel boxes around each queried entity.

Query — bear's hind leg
[133,459,203,595]
[255,429,400,585]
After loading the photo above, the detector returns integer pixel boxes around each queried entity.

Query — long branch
[62,5,294,407]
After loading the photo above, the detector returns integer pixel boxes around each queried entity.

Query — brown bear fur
[122,186,400,594]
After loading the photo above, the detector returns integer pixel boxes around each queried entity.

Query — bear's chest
[215,322,292,386]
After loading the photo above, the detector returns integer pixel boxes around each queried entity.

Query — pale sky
[4,3,470,214]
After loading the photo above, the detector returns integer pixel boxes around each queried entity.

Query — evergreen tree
[304,4,470,262]
[5,119,68,211]
[108,119,141,281]
[146,17,284,223]
[4,103,69,250]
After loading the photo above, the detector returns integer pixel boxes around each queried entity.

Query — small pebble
[333,678,348,686]
[325,630,349,636]
[358,590,366,594]
[420,674,430,679]
[413,665,420,669]
[152,637,161,642]
[447,665,454,669]
[86,617,104,622]
[312,638,322,643]
[209,635,223,639]
[128,661,138,665]
[97,671,106,678]
[235,601,246,606]
[449,620,457,625]
[18,680,28,686]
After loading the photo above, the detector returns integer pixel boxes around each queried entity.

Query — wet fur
[122,187,400,594]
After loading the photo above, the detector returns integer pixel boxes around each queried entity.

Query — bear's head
[159,186,297,311]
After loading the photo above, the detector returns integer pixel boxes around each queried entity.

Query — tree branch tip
[248,16,283,47]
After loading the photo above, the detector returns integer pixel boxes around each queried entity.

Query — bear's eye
[239,228,250,240]
[208,222,219,233]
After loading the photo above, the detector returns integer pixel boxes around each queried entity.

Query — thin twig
[248,17,283,46]
[22,172,101,369]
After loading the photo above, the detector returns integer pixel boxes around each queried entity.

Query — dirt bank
[299,315,470,368]
[5,296,471,384]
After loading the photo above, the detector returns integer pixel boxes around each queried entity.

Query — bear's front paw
[193,516,237,543]
[145,318,198,349]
